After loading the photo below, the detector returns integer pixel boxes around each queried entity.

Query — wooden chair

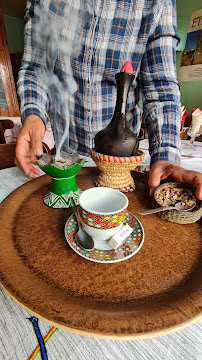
[0,119,15,143]
[0,119,51,169]
[0,119,16,169]
[0,142,16,169]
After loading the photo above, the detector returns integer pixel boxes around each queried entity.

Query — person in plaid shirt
[15,0,202,199]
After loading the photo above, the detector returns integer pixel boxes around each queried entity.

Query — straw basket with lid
[90,61,145,192]
[152,182,202,224]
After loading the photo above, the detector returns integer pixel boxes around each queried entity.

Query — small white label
[108,224,133,249]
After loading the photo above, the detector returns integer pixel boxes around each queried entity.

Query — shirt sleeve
[140,0,181,166]
[17,0,50,124]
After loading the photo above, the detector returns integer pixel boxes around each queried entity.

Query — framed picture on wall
[0,2,20,116]
[178,9,202,83]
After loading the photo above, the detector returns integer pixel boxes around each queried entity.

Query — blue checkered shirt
[18,0,181,164]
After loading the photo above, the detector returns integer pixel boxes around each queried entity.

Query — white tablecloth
[136,139,202,173]
[0,156,202,360]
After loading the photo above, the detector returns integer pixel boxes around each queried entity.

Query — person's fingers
[27,116,45,157]
[15,115,45,176]
[14,156,40,178]
[15,133,41,178]
[15,138,32,176]
[148,161,175,190]
[172,168,202,200]
[148,166,161,190]
[149,161,202,200]
[32,140,43,157]
[15,117,45,177]
[15,154,40,178]
[195,183,202,200]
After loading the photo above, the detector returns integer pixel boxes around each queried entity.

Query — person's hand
[148,160,202,200]
[15,115,45,178]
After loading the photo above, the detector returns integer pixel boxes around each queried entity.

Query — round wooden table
[0,168,201,339]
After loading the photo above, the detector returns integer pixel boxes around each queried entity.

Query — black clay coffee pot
[94,61,139,157]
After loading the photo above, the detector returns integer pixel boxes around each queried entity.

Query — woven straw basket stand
[89,148,145,192]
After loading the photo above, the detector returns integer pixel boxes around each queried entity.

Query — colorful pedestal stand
[36,159,85,208]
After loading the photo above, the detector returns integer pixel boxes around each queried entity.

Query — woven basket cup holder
[89,148,145,192]
[153,182,202,224]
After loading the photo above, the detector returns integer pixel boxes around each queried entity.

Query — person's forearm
[23,114,45,129]
[18,2,49,125]
[143,100,181,166]
[140,0,181,166]
[141,49,181,166]
[18,74,48,128]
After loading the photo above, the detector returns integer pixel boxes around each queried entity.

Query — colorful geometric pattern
[79,207,127,229]
[89,148,145,164]
[28,317,48,360]
[28,322,57,360]
[65,211,144,263]
[43,189,82,208]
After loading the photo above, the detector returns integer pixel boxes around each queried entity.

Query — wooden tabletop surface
[0,167,201,339]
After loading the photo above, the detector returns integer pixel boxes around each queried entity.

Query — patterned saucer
[64,211,144,263]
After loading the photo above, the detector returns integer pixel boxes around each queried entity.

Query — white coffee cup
[78,187,128,243]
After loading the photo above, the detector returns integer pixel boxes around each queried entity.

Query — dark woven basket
[153,182,202,224]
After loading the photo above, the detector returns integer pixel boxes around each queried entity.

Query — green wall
[176,0,202,114]
[3,15,24,54]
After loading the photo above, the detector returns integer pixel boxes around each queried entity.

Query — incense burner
[36,153,85,208]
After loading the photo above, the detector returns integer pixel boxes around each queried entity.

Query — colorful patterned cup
[79,187,128,243]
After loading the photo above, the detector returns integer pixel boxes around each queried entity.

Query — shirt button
[86,83,90,89]
[87,111,91,117]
